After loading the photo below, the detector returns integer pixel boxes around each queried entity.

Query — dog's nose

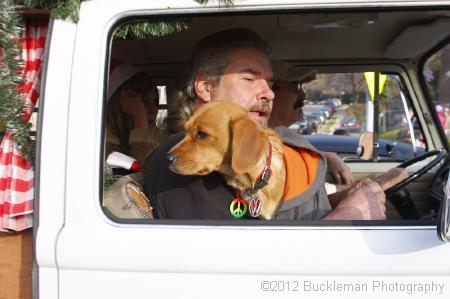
[166,152,177,164]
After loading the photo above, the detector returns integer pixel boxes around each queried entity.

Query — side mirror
[437,169,450,242]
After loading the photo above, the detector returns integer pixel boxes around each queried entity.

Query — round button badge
[229,197,248,218]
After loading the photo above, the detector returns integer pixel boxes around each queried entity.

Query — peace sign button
[229,197,248,218]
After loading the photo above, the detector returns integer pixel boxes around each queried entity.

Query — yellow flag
[364,72,387,102]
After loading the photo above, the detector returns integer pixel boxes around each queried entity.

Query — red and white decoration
[106,151,142,172]
[0,19,48,232]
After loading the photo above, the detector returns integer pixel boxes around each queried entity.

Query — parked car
[304,114,319,133]
[318,104,332,118]
[311,111,326,124]
[320,101,336,115]
[340,116,362,129]
[303,105,327,122]
[329,98,342,107]
[289,116,313,135]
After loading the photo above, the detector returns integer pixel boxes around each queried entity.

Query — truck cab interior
[103,7,450,225]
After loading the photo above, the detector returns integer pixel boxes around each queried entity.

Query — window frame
[100,12,440,228]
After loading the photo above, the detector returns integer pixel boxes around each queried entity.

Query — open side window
[99,12,446,228]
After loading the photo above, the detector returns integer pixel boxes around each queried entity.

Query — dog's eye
[195,131,208,140]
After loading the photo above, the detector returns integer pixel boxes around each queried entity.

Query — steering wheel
[384,149,447,197]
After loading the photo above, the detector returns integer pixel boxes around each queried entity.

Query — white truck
[36,1,450,298]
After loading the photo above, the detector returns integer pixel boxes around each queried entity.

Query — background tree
[304,73,366,104]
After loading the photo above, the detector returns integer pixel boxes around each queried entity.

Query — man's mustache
[249,102,271,114]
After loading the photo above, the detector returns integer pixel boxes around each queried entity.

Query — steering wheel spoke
[384,149,447,196]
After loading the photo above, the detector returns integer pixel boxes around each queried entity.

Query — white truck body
[36,1,450,298]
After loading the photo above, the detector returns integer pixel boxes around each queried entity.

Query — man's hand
[324,152,354,185]
[323,178,386,220]
[119,89,148,128]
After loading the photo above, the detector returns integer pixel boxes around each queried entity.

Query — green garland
[0,0,33,159]
[114,21,189,40]
[25,0,235,24]
[25,0,81,22]
[114,0,235,40]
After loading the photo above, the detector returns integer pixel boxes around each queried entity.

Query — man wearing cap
[143,27,388,221]
[269,63,354,187]
[269,62,409,208]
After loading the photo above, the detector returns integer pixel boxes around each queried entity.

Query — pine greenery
[24,0,235,24]
[114,21,189,40]
[25,0,81,22]
[0,0,33,159]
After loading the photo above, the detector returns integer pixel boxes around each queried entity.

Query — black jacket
[143,128,331,220]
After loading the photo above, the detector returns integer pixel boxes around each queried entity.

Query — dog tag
[230,197,248,218]
[248,194,262,217]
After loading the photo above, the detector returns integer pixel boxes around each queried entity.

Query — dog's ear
[231,117,267,175]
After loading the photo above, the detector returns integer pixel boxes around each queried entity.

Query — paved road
[318,105,348,135]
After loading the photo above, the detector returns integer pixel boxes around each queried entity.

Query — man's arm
[373,167,409,190]
[324,166,409,220]
[323,178,386,220]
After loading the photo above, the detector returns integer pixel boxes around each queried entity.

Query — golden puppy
[167,101,286,219]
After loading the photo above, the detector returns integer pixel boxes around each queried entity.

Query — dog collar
[252,142,273,193]
[230,143,273,218]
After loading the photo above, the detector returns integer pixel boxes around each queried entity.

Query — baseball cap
[273,61,316,82]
